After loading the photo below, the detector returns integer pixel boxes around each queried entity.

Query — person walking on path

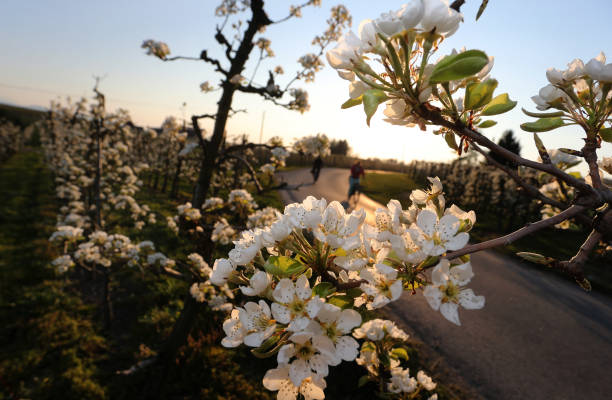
[348,160,365,201]
[311,155,323,183]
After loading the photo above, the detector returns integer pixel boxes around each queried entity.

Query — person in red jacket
[348,160,365,201]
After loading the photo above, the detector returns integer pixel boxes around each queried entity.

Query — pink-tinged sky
[1,0,611,167]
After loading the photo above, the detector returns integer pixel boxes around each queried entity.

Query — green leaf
[533,133,548,155]
[559,148,583,157]
[429,50,489,83]
[444,131,459,150]
[328,295,354,309]
[464,79,498,110]
[599,127,612,143]
[361,341,376,352]
[476,0,489,20]
[520,118,565,132]
[481,93,517,116]
[251,334,285,358]
[341,96,363,109]
[576,278,592,292]
[477,120,497,128]
[313,282,336,298]
[263,256,307,278]
[390,348,410,361]
[358,375,371,388]
[516,252,555,265]
[345,288,363,298]
[521,108,564,118]
[569,171,582,179]
[363,89,388,126]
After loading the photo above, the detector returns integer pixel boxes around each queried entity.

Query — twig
[222,154,264,193]
[471,143,566,209]
[582,138,603,189]
[568,229,603,267]
[444,205,587,259]
[272,0,316,24]
[421,108,605,201]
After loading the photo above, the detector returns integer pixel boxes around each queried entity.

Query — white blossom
[263,364,326,400]
[423,259,484,325]
[271,276,324,332]
[360,264,403,308]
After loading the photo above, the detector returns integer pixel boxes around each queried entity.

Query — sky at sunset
[1,0,611,166]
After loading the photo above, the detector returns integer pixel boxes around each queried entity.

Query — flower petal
[335,335,359,361]
[274,278,296,303]
[295,275,312,300]
[423,286,442,311]
[438,214,460,241]
[263,365,290,391]
[449,262,474,286]
[440,302,461,325]
[308,354,329,376]
[336,309,362,333]
[317,303,341,324]
[289,359,311,387]
[417,210,437,237]
[445,232,469,251]
[272,303,292,324]
[458,288,485,310]
[278,344,296,364]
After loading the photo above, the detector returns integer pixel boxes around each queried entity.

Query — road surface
[277,167,612,400]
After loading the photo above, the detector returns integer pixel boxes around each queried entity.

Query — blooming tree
[141,0,353,366]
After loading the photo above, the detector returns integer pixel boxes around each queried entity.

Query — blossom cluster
[50,229,174,274]
[326,0,517,149]
[209,177,483,399]
[141,39,171,60]
[188,253,234,312]
[523,52,612,140]
[293,134,331,157]
[0,120,32,163]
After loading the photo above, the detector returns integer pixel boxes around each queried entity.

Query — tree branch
[421,108,604,202]
[568,229,603,267]
[224,142,280,154]
[272,0,317,24]
[582,137,604,189]
[215,28,235,61]
[164,55,201,62]
[471,143,567,210]
[200,50,229,76]
[444,205,587,259]
[222,154,264,193]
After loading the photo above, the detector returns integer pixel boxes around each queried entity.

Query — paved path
[277,167,612,400]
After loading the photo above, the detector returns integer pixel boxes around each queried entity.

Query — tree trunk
[170,158,183,199]
[156,0,271,378]
[153,172,160,191]
[102,267,113,330]
[93,133,102,228]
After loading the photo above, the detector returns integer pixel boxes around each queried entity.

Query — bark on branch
[444,205,587,259]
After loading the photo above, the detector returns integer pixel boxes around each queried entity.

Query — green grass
[0,150,108,399]
[359,172,420,207]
